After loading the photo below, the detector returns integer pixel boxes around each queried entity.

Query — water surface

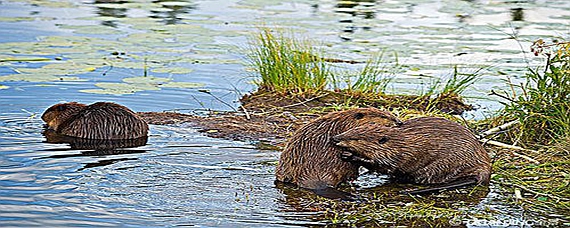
[1,0,569,226]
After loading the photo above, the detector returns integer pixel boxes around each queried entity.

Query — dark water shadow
[92,0,130,27]
[150,0,197,25]
[41,129,148,170]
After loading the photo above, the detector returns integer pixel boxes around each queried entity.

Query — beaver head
[41,102,87,131]
[332,123,401,169]
[332,117,492,186]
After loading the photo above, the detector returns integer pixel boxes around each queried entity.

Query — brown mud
[138,90,472,147]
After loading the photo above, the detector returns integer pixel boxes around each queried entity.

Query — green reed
[502,40,570,146]
[347,51,396,94]
[247,28,329,95]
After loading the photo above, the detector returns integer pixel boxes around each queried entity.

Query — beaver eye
[354,113,364,119]
[378,136,388,144]
[57,105,66,111]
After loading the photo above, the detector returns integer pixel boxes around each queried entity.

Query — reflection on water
[93,0,130,27]
[335,0,376,35]
[42,129,148,150]
[511,7,524,21]
[1,0,570,226]
[151,0,197,25]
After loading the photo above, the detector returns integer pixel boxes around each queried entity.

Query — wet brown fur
[333,117,491,185]
[41,102,148,140]
[275,108,402,190]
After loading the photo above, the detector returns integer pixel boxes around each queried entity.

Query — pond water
[1,0,569,226]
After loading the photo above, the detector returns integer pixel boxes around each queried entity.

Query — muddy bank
[138,90,472,147]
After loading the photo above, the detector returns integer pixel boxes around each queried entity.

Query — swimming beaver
[333,117,491,193]
[275,108,402,198]
[41,102,148,140]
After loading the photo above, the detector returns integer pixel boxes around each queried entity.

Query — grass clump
[344,51,397,95]
[423,66,482,114]
[497,40,570,147]
[246,28,473,114]
[247,28,329,95]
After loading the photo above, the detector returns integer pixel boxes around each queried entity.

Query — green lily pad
[159,82,205,88]
[58,25,124,35]
[122,76,171,84]
[0,56,52,62]
[151,67,193,74]
[80,82,161,95]
[0,73,85,82]
[0,17,53,22]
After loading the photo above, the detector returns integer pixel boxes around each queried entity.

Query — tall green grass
[247,28,329,95]
[346,51,397,94]
[502,40,570,146]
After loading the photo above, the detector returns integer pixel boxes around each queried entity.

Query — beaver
[41,102,148,140]
[275,108,402,198]
[332,117,491,193]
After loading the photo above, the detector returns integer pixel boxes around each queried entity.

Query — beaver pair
[275,108,402,198]
[333,116,491,193]
[41,102,148,140]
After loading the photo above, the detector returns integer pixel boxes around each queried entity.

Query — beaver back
[275,108,402,189]
[334,117,491,185]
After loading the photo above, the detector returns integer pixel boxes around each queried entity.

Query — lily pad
[159,82,205,88]
[80,82,161,95]
[122,76,171,84]
[0,56,52,62]
[151,67,193,74]
[58,25,124,35]
[0,17,52,22]
[0,85,9,90]
[0,73,85,82]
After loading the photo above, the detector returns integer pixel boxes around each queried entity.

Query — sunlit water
[1,0,569,226]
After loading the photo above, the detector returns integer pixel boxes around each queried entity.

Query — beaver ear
[378,136,388,144]
[354,112,365,119]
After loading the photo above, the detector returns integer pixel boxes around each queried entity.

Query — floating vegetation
[80,76,204,95]
[57,24,123,35]
[0,56,52,62]
[151,67,194,74]
[0,16,54,22]
[0,73,85,82]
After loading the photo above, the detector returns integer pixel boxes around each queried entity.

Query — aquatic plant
[422,65,482,114]
[246,29,475,115]
[498,40,570,146]
[346,51,397,94]
[247,28,330,95]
